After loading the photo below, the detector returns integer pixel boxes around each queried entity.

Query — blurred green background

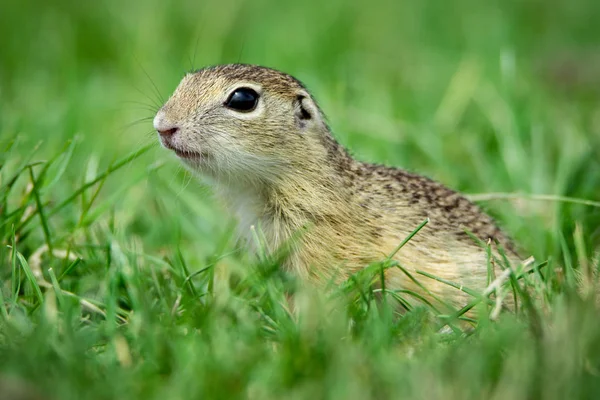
[1,0,600,398]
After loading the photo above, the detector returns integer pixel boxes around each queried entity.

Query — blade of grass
[47,268,65,307]
[394,263,457,309]
[58,258,83,281]
[415,270,495,304]
[392,263,462,332]
[0,277,8,320]
[380,262,387,306]
[485,241,495,286]
[10,228,21,305]
[16,251,44,305]
[177,247,198,298]
[498,244,542,338]
[0,161,46,197]
[0,134,18,156]
[78,166,110,226]
[444,268,513,322]
[347,273,373,310]
[28,166,53,255]
[467,192,600,208]
[387,218,429,260]
[558,231,576,286]
[374,288,440,313]
[0,294,7,323]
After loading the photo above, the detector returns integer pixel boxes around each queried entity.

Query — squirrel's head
[154,64,331,183]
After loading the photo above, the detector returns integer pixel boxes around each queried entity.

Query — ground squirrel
[153,64,521,311]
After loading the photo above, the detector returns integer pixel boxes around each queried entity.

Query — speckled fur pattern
[155,64,521,311]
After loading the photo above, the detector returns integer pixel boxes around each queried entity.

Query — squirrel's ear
[294,92,323,130]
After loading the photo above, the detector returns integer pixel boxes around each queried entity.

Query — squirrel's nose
[153,111,179,137]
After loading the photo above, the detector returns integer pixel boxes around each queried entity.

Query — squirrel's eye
[225,87,259,112]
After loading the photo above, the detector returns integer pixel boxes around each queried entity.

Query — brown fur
[154,64,521,311]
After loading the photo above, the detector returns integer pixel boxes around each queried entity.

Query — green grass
[2,0,600,398]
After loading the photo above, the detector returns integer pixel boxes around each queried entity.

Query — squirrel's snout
[154,111,179,137]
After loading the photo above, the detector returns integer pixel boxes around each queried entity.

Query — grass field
[2,0,600,398]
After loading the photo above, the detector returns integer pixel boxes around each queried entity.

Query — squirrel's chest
[216,186,297,251]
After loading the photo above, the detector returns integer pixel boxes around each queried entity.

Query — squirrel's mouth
[161,140,205,160]
[173,148,201,159]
